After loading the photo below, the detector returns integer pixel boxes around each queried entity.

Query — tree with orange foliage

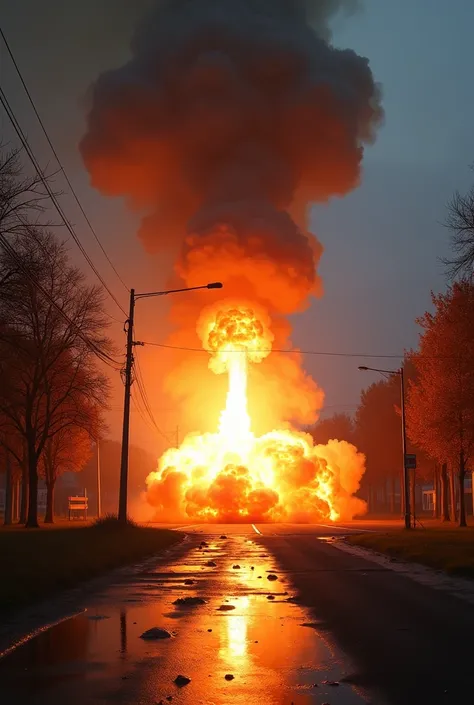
[310,413,355,447]
[40,426,92,523]
[355,376,403,513]
[355,361,432,516]
[406,282,474,527]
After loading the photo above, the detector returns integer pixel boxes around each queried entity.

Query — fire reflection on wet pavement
[0,534,370,704]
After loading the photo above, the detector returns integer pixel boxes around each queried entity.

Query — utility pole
[96,439,101,519]
[399,367,411,530]
[118,288,135,524]
[117,281,222,524]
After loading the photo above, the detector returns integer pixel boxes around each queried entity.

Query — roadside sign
[405,454,417,470]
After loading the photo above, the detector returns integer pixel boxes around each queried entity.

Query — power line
[0,86,128,317]
[141,340,466,361]
[0,232,123,371]
[133,351,173,443]
[140,340,406,359]
[0,26,130,295]
[131,390,160,437]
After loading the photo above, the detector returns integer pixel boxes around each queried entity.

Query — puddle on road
[0,536,368,705]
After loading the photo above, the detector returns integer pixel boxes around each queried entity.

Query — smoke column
[81,0,383,521]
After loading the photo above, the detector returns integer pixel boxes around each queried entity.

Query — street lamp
[358,365,411,530]
[118,281,223,524]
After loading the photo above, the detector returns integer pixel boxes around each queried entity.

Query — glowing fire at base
[146,305,366,523]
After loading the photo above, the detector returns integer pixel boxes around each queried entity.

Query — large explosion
[81,0,383,522]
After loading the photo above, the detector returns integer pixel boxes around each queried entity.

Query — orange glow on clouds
[80,0,381,522]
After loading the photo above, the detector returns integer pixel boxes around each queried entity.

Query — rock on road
[1,522,473,705]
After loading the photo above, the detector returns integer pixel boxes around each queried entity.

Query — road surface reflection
[0,533,369,704]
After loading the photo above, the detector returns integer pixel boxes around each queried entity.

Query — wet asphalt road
[1,523,473,705]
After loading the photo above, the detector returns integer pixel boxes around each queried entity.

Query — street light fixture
[118,281,224,524]
[358,365,411,530]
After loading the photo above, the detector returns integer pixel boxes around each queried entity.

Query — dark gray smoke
[81,0,382,313]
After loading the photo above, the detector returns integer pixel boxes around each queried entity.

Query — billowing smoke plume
[81,0,382,429]
[81,0,382,309]
[81,0,381,521]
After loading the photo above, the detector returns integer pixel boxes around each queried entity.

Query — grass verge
[347,528,474,578]
[0,522,181,612]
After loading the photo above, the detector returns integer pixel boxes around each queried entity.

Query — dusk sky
[1,0,473,456]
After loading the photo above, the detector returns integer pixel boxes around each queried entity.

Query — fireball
[81,0,380,524]
[146,303,366,523]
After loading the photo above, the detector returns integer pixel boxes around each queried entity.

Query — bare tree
[0,417,25,523]
[0,231,112,527]
[444,170,474,280]
[0,146,53,243]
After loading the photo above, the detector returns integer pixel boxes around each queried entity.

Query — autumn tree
[310,413,355,446]
[41,425,93,523]
[0,230,113,527]
[354,376,402,512]
[354,361,432,516]
[406,282,474,527]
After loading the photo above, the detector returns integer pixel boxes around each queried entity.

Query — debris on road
[140,627,172,640]
[206,560,217,567]
[267,574,278,581]
[225,674,235,681]
[217,604,236,611]
[267,595,275,600]
[173,596,206,606]
[174,675,191,687]
[220,535,228,539]
[232,564,241,569]
[251,566,255,570]
[322,680,340,686]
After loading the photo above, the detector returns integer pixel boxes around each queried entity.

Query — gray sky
[1,0,473,454]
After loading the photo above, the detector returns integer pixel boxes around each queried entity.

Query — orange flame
[146,303,366,523]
